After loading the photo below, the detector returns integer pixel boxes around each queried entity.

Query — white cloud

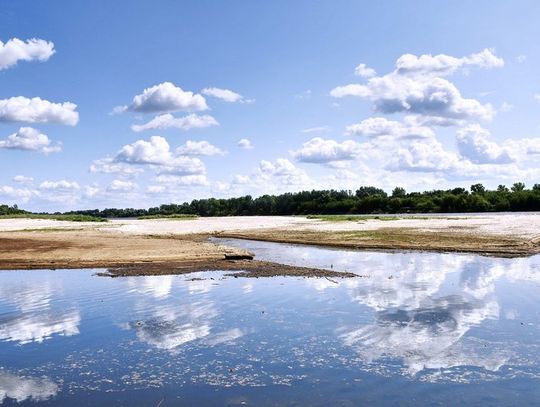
[176,140,225,156]
[0,96,79,125]
[354,63,376,78]
[84,184,100,198]
[155,174,209,186]
[13,175,34,184]
[113,136,206,176]
[232,174,250,184]
[115,136,173,165]
[131,113,218,132]
[0,186,36,202]
[89,158,144,175]
[0,37,55,70]
[117,82,208,113]
[39,180,80,191]
[394,48,503,77]
[201,87,247,103]
[535,94,540,103]
[517,55,527,63]
[0,127,61,153]
[456,124,513,164]
[504,137,540,158]
[387,138,460,172]
[259,158,312,186]
[330,84,371,98]
[156,156,206,176]
[107,179,138,192]
[146,185,166,193]
[291,137,364,163]
[301,126,331,134]
[331,49,502,124]
[345,117,434,139]
[237,138,253,149]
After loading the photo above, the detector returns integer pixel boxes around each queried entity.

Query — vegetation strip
[3,183,540,220]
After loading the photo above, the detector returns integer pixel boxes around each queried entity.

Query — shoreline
[214,230,540,258]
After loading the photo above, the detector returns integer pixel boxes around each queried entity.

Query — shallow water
[1,239,540,406]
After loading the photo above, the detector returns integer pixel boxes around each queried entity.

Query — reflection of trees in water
[0,281,80,344]
[340,254,540,375]
[0,369,57,403]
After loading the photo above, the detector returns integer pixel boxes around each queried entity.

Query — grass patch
[0,214,107,222]
[307,215,400,222]
[306,214,466,222]
[137,214,199,220]
[11,228,85,233]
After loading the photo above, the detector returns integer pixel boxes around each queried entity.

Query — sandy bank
[0,214,539,275]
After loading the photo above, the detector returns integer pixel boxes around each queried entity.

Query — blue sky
[1,0,540,211]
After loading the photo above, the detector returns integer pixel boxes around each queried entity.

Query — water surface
[1,239,539,405]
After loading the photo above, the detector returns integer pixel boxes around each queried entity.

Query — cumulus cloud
[387,139,460,172]
[13,175,34,184]
[237,138,253,149]
[456,124,513,164]
[201,87,248,103]
[89,158,144,175]
[0,37,55,70]
[259,158,312,186]
[176,140,225,156]
[115,136,173,165]
[0,127,61,153]
[39,180,80,191]
[155,174,209,186]
[0,186,36,202]
[345,117,434,139]
[0,96,79,125]
[107,179,138,192]
[84,184,100,198]
[394,48,503,77]
[113,136,206,176]
[354,63,376,78]
[331,49,503,124]
[116,82,208,113]
[291,137,364,163]
[131,113,218,132]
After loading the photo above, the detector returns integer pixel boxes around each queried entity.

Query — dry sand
[0,214,539,274]
[3,213,540,238]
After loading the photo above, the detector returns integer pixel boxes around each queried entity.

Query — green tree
[512,182,526,192]
[391,187,406,198]
[470,183,486,194]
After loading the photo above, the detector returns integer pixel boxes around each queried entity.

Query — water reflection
[218,239,539,378]
[123,275,244,352]
[0,280,80,344]
[0,370,58,403]
[0,243,539,404]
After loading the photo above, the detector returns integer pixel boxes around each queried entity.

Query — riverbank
[0,214,539,275]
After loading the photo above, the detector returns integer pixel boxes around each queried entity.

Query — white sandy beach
[1,213,540,239]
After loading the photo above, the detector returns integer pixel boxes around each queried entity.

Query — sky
[1,0,540,211]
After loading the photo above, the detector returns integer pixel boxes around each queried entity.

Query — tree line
[62,182,540,218]
[0,204,25,215]
[4,182,540,218]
